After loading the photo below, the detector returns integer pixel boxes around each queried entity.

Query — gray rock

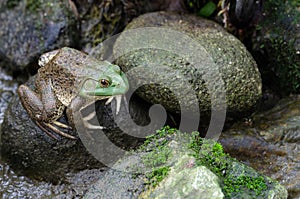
[0,0,78,71]
[114,11,262,114]
[149,161,224,199]
[1,91,101,183]
[0,161,104,199]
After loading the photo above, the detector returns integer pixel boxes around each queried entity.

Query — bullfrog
[17,47,129,139]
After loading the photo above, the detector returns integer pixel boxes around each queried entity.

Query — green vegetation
[145,166,171,187]
[139,127,269,197]
[223,175,268,197]
[198,1,217,17]
[140,126,176,187]
[186,0,217,17]
[188,131,268,198]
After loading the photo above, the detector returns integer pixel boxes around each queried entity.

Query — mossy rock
[84,126,288,198]
[114,12,262,114]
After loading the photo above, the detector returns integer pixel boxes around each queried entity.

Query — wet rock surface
[0,159,107,199]
[220,96,300,199]
[114,11,262,115]
[0,0,78,71]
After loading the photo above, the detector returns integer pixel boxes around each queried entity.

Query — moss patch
[139,126,176,188]
[145,166,171,188]
[188,131,269,198]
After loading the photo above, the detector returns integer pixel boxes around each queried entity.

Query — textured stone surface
[0,0,78,71]
[114,11,262,114]
[149,162,224,199]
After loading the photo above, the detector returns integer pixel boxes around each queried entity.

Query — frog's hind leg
[18,83,75,139]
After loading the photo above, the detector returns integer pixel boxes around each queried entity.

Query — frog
[17,47,129,139]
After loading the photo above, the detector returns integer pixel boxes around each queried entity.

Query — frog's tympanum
[18,47,129,139]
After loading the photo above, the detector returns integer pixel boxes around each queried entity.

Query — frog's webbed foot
[36,121,76,140]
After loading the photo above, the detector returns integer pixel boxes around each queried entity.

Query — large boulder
[114,11,262,115]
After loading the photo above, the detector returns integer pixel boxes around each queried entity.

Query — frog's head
[79,62,129,99]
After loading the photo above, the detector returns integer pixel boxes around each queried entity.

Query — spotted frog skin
[18,47,129,139]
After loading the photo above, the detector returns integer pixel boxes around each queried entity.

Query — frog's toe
[47,123,76,139]
[35,121,59,140]
[37,122,77,140]
[53,120,73,129]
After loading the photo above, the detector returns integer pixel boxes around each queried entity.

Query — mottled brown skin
[18,47,129,139]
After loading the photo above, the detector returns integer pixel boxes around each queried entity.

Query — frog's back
[38,47,106,106]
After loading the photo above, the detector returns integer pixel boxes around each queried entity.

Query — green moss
[139,126,177,187]
[223,175,268,197]
[140,125,177,149]
[142,145,171,168]
[188,132,268,198]
[146,166,171,188]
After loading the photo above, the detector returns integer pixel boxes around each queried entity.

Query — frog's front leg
[66,97,105,131]
[17,79,76,139]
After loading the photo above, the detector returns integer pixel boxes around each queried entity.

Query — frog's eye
[100,79,110,88]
